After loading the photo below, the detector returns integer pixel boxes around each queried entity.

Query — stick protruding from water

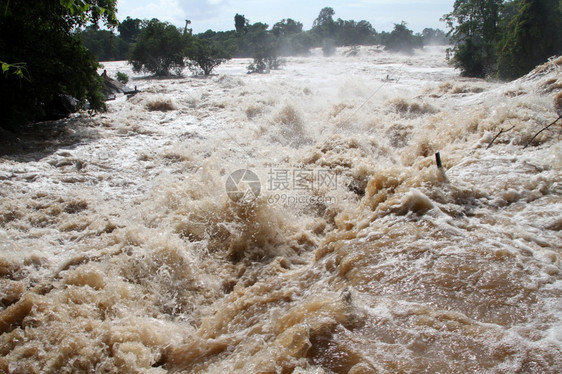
[435,152,448,183]
[435,152,442,169]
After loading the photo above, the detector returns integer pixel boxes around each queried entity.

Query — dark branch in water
[487,125,515,149]
[435,152,442,169]
[435,152,449,183]
[524,114,562,149]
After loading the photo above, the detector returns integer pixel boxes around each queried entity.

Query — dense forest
[1,0,561,131]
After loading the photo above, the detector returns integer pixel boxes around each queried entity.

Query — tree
[287,32,315,56]
[355,20,376,44]
[421,28,450,45]
[184,19,192,35]
[335,19,375,46]
[313,7,335,28]
[272,18,310,56]
[0,0,118,130]
[272,18,303,37]
[118,16,141,43]
[496,0,562,80]
[442,0,503,77]
[129,19,189,76]
[246,23,284,73]
[235,13,249,33]
[186,39,231,75]
[312,7,337,41]
[384,22,423,54]
[81,26,129,61]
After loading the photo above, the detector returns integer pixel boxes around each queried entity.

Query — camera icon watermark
[225,169,261,203]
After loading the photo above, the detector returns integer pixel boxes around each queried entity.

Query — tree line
[81,7,447,76]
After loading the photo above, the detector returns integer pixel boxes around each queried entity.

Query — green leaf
[60,0,71,7]
[2,62,9,74]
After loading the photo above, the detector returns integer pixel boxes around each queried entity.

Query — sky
[115,0,455,34]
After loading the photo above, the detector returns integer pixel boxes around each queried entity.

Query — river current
[1,46,561,373]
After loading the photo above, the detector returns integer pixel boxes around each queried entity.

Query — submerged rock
[101,70,137,100]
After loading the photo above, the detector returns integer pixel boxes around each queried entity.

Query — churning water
[1,46,561,373]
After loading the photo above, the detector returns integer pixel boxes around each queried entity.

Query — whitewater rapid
[1,46,561,373]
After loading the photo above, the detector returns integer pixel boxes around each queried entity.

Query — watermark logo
[226,167,340,207]
[225,169,261,203]
[267,168,337,191]
[266,193,338,207]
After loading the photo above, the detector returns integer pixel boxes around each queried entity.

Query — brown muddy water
[1,46,561,373]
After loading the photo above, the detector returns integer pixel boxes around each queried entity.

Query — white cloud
[177,0,230,20]
[117,0,187,25]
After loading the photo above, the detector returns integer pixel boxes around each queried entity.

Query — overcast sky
[116,0,455,34]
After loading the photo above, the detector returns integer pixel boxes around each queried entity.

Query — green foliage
[335,19,375,46]
[116,71,129,84]
[195,8,426,60]
[310,8,378,49]
[313,7,336,29]
[271,18,313,56]
[197,29,247,58]
[247,55,286,74]
[421,28,450,45]
[129,19,189,76]
[444,0,562,79]
[383,22,423,54]
[276,32,314,56]
[80,16,143,62]
[312,7,337,41]
[59,0,118,27]
[246,23,285,73]
[81,26,129,61]
[454,38,487,76]
[496,0,562,80]
[286,32,315,56]
[186,39,231,75]
[0,61,30,80]
[0,0,117,130]
[119,16,142,43]
[235,13,249,33]
[272,18,303,37]
[443,0,502,77]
